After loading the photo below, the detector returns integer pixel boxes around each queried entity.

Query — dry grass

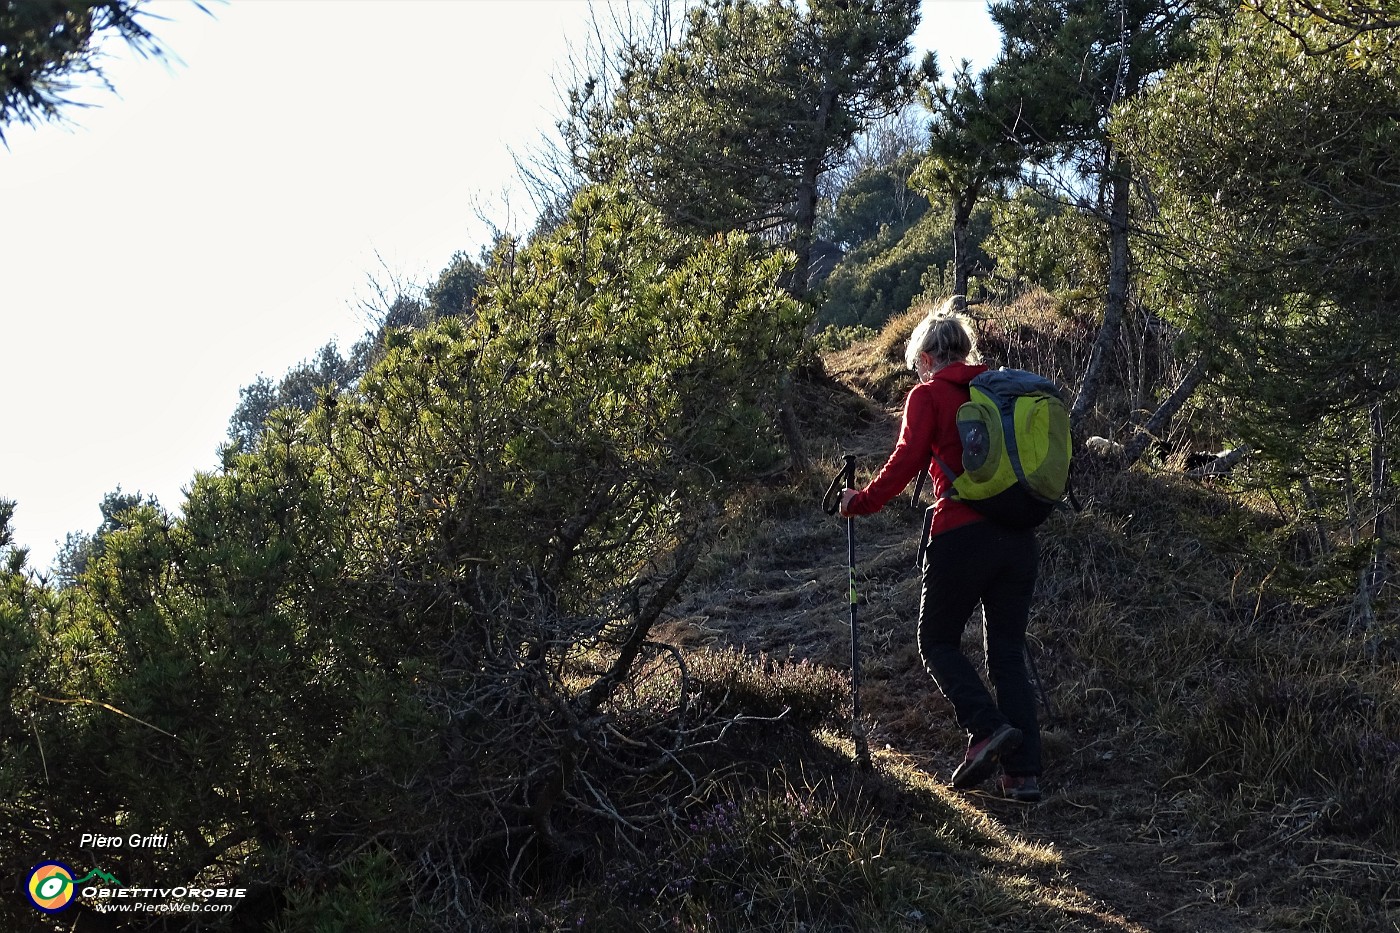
[822,289,1100,411]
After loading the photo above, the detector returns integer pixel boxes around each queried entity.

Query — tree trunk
[791,161,820,301]
[951,216,969,305]
[1367,401,1389,601]
[1356,402,1391,648]
[1184,444,1250,479]
[1299,476,1330,563]
[782,154,815,472]
[950,188,978,308]
[779,78,839,474]
[790,79,839,302]
[1069,151,1132,433]
[1121,357,1207,467]
[777,388,810,476]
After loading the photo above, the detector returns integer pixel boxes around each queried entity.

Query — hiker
[839,301,1042,802]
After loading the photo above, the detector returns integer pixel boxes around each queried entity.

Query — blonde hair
[904,298,980,371]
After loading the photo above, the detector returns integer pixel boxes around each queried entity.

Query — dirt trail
[664,396,1261,933]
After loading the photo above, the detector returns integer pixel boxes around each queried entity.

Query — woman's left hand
[838,489,858,517]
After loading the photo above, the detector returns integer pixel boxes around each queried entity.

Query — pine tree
[570,0,919,299]
[912,58,1041,306]
[989,0,1226,427]
[1118,6,1400,590]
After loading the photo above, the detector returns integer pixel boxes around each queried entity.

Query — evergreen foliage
[1,187,808,929]
[1119,14,1398,418]
[819,201,988,329]
[988,0,1228,426]
[51,487,163,587]
[818,148,928,254]
[1120,6,1400,435]
[569,0,919,296]
[912,58,1037,303]
[423,248,485,318]
[978,188,1102,300]
[226,340,368,451]
[0,0,167,141]
[1117,3,1400,587]
[227,251,487,450]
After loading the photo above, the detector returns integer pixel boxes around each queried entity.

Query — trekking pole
[823,454,873,772]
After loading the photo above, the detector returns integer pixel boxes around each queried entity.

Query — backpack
[932,368,1072,530]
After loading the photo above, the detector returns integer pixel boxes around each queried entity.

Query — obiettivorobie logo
[25,862,122,913]
[25,858,246,916]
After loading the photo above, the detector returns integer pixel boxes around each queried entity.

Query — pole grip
[822,453,858,515]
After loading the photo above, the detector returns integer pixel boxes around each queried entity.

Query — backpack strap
[1064,459,1085,513]
[930,451,958,485]
[910,452,960,508]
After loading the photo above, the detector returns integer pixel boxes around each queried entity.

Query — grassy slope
[641,298,1400,933]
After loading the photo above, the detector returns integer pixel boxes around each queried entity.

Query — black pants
[919,520,1041,777]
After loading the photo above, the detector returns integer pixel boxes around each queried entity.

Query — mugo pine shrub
[0,186,808,930]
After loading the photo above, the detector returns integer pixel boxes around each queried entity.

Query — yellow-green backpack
[933,368,1072,529]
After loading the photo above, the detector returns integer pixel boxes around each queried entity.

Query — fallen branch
[1185,446,1251,479]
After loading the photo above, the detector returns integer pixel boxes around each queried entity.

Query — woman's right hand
[838,489,858,517]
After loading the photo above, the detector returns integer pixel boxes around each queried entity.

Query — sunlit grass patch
[504,747,1124,933]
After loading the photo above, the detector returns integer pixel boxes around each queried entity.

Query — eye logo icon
[27,861,76,913]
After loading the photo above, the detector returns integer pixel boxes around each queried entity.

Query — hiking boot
[951,723,1022,789]
[998,774,1042,803]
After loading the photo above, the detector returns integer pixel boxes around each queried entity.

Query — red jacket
[844,361,986,538]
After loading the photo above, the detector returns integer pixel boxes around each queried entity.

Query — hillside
[7,291,1395,933]
[641,316,1400,933]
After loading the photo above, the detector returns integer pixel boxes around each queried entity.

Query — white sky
[0,0,1000,573]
